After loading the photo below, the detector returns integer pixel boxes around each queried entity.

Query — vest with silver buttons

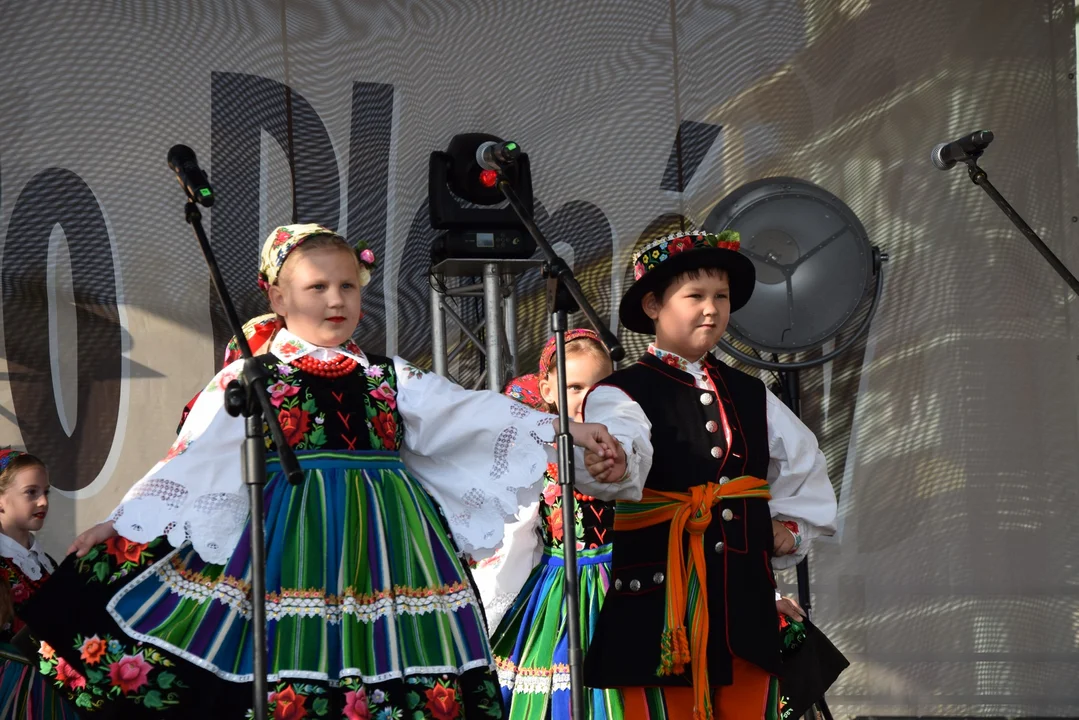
[583,352,782,688]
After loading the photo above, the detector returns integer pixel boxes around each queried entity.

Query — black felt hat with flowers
[619,229,756,334]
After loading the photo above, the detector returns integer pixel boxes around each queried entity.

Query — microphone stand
[495,172,624,719]
[176,195,304,719]
[962,158,1079,295]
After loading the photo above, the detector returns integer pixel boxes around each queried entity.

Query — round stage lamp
[703,177,886,370]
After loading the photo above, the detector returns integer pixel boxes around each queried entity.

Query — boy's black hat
[619,230,756,334]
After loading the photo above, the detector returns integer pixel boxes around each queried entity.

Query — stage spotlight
[429,132,536,260]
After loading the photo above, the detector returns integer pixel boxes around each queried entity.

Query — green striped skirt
[110,450,491,683]
[0,644,80,719]
[491,545,623,719]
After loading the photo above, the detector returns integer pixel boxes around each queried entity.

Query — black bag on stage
[777,616,849,719]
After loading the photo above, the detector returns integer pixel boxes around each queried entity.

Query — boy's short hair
[647,266,729,304]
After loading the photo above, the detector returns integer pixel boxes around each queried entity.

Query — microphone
[931,130,994,170]
[475,140,521,171]
[167,145,215,206]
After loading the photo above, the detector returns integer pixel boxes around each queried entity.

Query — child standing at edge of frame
[0,449,79,720]
[22,223,626,719]
[574,230,837,720]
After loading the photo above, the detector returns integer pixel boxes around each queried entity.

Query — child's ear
[267,285,286,317]
[537,375,557,407]
[643,291,661,320]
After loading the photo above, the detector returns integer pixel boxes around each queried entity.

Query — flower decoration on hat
[618,227,755,334]
[631,230,741,281]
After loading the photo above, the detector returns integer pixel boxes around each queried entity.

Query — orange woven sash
[614,477,772,720]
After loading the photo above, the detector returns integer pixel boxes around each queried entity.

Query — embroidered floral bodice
[536,465,614,553]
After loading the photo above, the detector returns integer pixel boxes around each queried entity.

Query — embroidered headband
[258,223,377,293]
[0,448,24,471]
[537,328,608,379]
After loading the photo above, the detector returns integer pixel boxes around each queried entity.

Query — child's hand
[772,519,797,556]
[565,421,616,456]
[563,422,627,483]
[584,441,627,484]
[67,521,119,558]
[776,596,805,621]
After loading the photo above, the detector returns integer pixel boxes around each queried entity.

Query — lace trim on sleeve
[111,487,249,565]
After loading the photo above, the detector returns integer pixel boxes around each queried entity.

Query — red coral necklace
[291,353,358,378]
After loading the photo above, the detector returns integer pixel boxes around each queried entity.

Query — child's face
[539,352,613,421]
[0,465,50,534]
[644,269,730,360]
[269,246,363,347]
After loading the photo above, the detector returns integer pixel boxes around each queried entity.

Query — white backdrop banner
[1,1,1078,715]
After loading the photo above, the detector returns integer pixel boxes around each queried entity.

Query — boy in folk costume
[574,230,838,719]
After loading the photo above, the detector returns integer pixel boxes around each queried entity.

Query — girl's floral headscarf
[257,223,377,292]
[227,223,378,363]
[502,373,546,411]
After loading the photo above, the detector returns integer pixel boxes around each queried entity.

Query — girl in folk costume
[0,449,79,719]
[473,330,623,720]
[21,224,625,720]
[572,230,838,720]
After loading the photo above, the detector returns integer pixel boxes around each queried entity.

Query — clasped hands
[559,420,627,485]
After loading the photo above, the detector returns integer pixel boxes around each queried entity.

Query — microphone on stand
[935,130,1079,296]
[168,144,215,206]
[476,140,522,171]
[931,130,994,170]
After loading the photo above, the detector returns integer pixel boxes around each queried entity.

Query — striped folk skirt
[0,644,81,720]
[23,450,503,719]
[491,545,623,720]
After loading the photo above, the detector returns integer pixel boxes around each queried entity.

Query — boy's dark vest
[583,352,782,689]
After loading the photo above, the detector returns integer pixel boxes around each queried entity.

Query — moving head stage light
[429,133,536,262]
